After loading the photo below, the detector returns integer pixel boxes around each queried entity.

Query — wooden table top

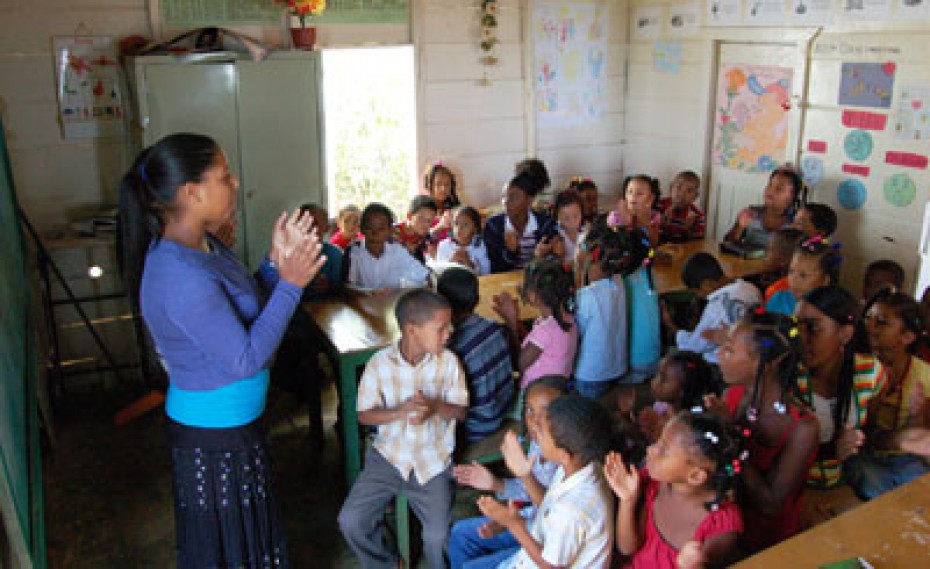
[735,473,930,568]
[304,239,766,356]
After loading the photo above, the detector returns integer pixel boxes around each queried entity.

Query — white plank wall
[416,0,626,209]
[537,0,626,201]
[0,0,150,228]
[416,0,528,208]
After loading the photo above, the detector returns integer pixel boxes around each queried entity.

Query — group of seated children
[322,158,929,568]
[332,160,710,291]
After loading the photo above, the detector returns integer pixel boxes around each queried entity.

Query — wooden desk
[306,239,765,485]
[735,473,930,568]
[652,239,766,292]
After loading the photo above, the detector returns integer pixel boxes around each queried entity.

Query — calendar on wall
[53,36,126,140]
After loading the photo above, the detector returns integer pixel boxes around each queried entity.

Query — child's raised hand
[617,385,636,416]
[437,209,454,230]
[534,236,553,259]
[736,207,756,230]
[702,393,730,419]
[676,540,707,569]
[837,428,866,462]
[899,428,930,457]
[501,430,534,478]
[550,235,567,260]
[477,496,519,527]
[407,390,435,425]
[637,407,662,442]
[504,230,520,253]
[477,519,505,539]
[492,292,519,326]
[683,209,699,229]
[700,326,730,345]
[453,462,497,491]
[604,451,640,501]
[450,247,473,267]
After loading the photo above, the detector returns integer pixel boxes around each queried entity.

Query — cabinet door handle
[246,190,255,200]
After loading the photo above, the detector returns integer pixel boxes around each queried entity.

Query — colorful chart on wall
[884,173,917,207]
[534,2,608,127]
[893,86,930,141]
[802,156,825,186]
[837,179,867,210]
[838,62,896,109]
[713,64,793,171]
[843,129,873,162]
[53,36,125,140]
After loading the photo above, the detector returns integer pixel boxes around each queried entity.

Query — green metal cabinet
[133,52,326,269]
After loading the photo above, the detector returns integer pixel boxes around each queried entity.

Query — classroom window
[323,46,417,218]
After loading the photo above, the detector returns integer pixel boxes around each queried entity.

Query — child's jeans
[448,516,520,569]
[845,450,930,500]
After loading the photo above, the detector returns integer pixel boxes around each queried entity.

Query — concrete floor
[43,381,481,568]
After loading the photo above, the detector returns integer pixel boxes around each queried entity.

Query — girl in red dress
[709,308,819,554]
[606,412,744,568]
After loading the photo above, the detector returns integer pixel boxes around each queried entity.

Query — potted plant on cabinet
[277,0,326,50]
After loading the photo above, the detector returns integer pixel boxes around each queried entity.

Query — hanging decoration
[479,0,499,86]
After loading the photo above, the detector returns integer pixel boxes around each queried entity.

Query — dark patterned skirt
[166,419,289,568]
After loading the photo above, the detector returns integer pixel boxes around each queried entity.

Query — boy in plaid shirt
[658,170,706,243]
[338,289,468,568]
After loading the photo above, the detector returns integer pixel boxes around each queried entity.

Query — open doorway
[322,46,418,218]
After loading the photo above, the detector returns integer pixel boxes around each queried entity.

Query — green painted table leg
[339,350,377,487]
[396,492,410,569]
[340,356,360,486]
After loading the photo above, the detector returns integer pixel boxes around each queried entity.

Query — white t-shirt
[676,278,761,364]
[347,241,429,289]
[433,237,490,276]
[501,463,614,569]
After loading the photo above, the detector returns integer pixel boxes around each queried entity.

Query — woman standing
[119,133,324,568]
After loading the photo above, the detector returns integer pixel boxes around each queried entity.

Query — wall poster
[713,64,794,171]
[534,2,609,127]
[53,36,125,140]
[838,61,896,109]
[893,85,930,141]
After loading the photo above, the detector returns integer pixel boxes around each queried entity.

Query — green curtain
[0,115,45,566]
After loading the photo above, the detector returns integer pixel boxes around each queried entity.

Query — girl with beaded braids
[493,259,577,389]
[570,221,650,399]
[606,411,744,568]
[707,307,818,553]
[765,235,841,316]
